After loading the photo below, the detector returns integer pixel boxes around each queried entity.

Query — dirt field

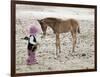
[16,4,95,73]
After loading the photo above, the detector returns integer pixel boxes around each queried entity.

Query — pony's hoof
[41,36,44,38]
[72,50,75,53]
[41,35,45,38]
[59,51,61,53]
[54,56,57,59]
[57,55,60,58]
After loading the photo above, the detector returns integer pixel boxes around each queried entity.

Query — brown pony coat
[38,17,80,55]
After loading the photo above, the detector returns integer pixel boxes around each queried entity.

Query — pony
[38,17,80,56]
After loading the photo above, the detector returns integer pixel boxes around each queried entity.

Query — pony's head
[38,19,47,37]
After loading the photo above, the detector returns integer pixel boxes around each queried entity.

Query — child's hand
[36,43,40,48]
[21,36,29,40]
[23,36,29,40]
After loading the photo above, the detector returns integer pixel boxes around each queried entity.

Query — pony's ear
[37,19,45,23]
[37,20,41,22]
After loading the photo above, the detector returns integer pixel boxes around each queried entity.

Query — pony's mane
[43,17,62,22]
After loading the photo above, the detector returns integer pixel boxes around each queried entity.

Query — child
[26,26,39,65]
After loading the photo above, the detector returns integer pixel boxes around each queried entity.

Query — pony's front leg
[56,34,59,56]
[58,34,61,53]
[41,32,46,38]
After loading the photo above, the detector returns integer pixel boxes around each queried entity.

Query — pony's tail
[78,26,80,33]
[70,19,80,33]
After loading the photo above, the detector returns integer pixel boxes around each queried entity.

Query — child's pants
[27,50,37,65]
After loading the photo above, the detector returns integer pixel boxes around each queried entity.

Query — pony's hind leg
[55,33,61,58]
[71,32,77,52]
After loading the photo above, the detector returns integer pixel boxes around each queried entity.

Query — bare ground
[16,19,95,73]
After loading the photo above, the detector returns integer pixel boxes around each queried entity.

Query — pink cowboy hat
[29,26,39,35]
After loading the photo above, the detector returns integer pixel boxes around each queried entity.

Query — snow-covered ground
[16,4,95,73]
